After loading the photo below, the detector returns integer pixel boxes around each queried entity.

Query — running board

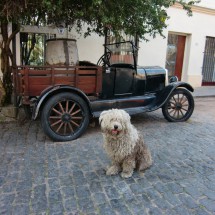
[92,106,153,118]
[90,94,156,117]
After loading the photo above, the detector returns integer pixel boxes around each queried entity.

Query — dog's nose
[114,125,118,130]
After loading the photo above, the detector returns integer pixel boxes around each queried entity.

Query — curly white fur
[99,109,152,178]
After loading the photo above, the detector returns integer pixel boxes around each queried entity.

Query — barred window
[202,37,215,85]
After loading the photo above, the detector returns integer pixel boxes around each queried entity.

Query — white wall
[197,0,215,9]
[138,6,215,87]
[138,31,168,68]
[71,31,104,64]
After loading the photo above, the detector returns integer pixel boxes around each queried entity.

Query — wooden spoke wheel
[162,88,194,122]
[41,92,89,141]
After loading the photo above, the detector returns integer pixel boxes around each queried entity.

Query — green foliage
[20,33,45,65]
[0,0,200,39]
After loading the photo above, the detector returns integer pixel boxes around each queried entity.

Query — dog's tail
[137,148,153,172]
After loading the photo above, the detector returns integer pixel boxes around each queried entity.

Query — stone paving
[0,97,215,215]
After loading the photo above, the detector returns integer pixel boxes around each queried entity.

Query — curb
[193,95,215,98]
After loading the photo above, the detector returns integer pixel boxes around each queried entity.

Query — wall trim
[172,2,215,16]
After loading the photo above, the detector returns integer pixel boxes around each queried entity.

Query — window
[20,33,55,65]
[105,30,138,65]
[202,37,215,86]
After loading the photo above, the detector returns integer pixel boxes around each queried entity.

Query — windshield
[105,41,137,65]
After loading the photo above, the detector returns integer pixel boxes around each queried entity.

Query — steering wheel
[97,52,111,67]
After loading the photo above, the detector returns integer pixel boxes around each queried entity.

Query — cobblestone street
[0,97,215,215]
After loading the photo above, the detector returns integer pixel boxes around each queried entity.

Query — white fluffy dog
[99,109,152,178]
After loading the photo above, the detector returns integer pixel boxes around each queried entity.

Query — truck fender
[32,85,92,120]
[150,81,194,111]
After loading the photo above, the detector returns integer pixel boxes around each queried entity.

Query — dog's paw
[138,171,145,178]
[106,166,120,175]
[121,172,133,178]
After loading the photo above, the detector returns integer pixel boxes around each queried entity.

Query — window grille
[202,37,215,85]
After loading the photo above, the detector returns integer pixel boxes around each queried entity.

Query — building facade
[138,2,215,87]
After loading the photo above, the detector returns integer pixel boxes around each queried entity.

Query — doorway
[165,33,186,81]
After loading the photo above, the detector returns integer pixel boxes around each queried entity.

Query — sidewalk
[193,86,215,97]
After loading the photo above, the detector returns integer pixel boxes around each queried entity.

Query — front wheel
[41,92,90,141]
[162,88,194,122]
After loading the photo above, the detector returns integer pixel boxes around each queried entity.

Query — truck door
[114,67,134,96]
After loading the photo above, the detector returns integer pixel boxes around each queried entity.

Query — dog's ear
[99,110,108,124]
[99,117,103,125]
[122,110,131,122]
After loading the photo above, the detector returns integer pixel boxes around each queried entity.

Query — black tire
[41,92,90,141]
[162,88,194,122]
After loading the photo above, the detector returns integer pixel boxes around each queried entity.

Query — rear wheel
[162,88,194,122]
[41,92,89,141]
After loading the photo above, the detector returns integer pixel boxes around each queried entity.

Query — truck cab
[100,41,166,99]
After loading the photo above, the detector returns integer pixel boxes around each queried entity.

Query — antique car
[13,41,194,141]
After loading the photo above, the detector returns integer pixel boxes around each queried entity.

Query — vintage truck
[12,41,194,141]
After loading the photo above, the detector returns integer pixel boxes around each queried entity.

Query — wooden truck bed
[12,65,102,104]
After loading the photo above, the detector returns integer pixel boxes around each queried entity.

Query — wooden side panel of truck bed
[12,66,102,98]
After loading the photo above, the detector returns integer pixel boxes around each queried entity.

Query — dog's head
[99,109,131,137]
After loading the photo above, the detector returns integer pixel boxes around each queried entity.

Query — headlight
[165,69,168,86]
[169,76,178,83]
